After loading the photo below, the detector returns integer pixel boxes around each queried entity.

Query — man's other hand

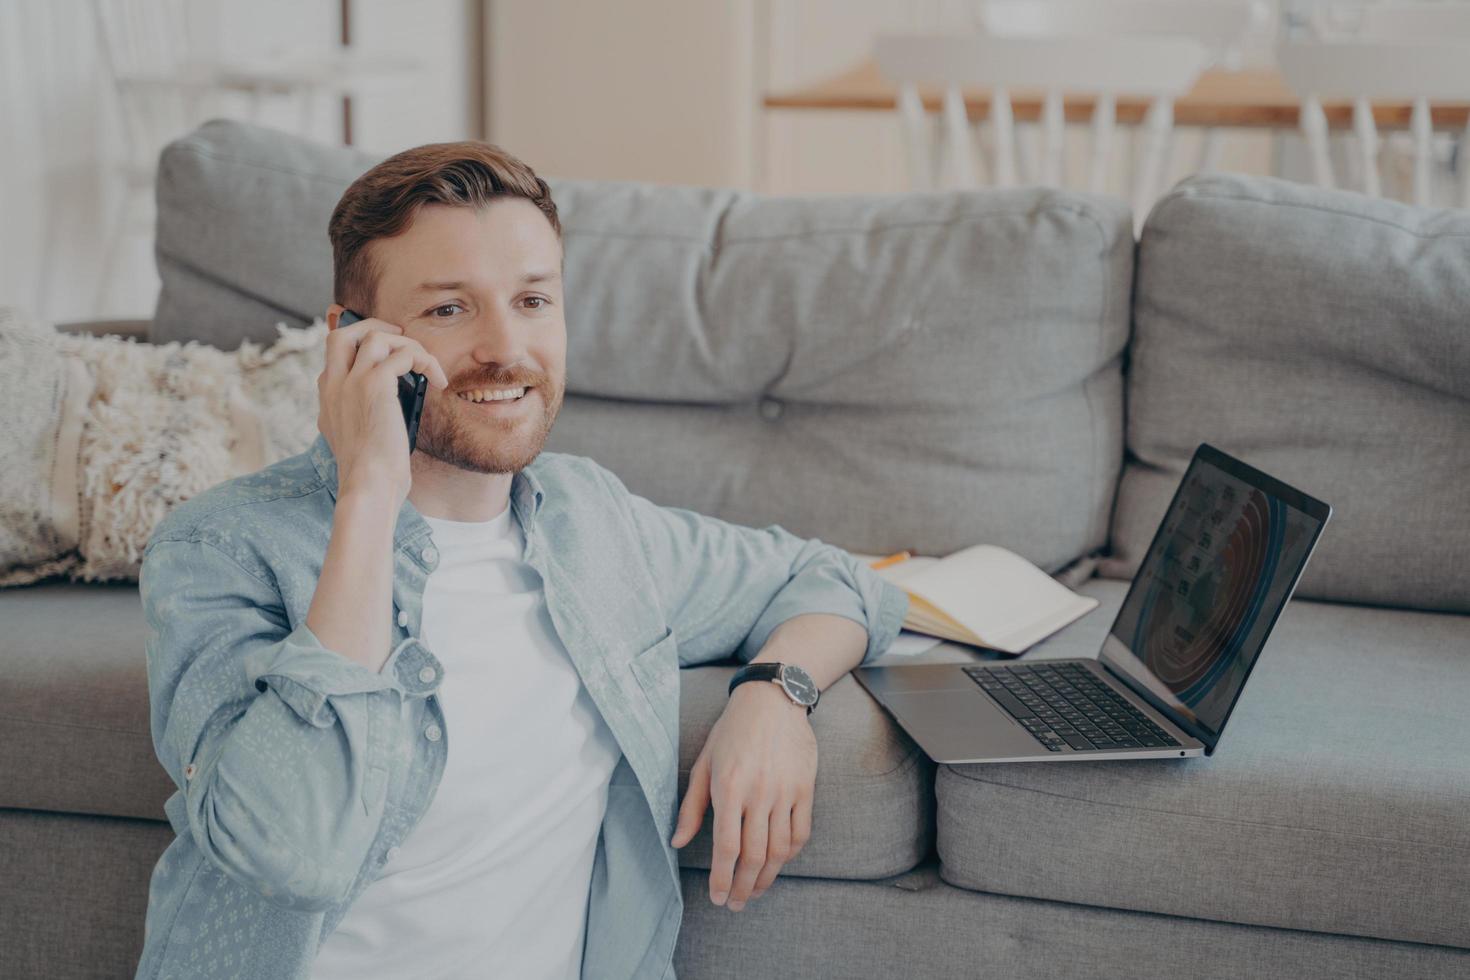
[670,681,817,911]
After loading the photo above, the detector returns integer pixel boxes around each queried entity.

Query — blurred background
[4,0,1468,326]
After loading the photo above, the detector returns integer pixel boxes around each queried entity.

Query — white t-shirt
[312,502,623,980]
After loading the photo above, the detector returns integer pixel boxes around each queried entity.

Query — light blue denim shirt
[133,432,909,980]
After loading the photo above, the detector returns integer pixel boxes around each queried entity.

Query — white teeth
[458,387,527,403]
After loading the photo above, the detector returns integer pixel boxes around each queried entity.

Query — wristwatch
[727,662,820,715]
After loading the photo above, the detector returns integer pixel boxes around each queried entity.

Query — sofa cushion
[153,117,1134,570]
[1,580,933,880]
[1104,173,1470,614]
[935,578,1470,949]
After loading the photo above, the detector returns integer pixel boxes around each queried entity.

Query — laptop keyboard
[962,661,1181,752]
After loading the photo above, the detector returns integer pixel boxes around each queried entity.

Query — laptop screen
[1099,445,1330,746]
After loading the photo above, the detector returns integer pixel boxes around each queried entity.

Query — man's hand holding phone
[319,308,449,507]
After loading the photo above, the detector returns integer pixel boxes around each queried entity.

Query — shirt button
[397,609,409,628]
[385,846,400,864]
[421,545,438,564]
[418,666,436,684]
[758,397,783,421]
[424,723,442,742]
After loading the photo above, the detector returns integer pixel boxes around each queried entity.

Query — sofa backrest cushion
[1102,173,1470,614]
[153,119,1134,565]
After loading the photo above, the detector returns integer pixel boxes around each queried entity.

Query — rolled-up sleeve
[598,465,910,668]
[140,534,402,911]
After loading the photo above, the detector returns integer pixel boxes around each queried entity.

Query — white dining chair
[1276,38,1470,206]
[874,32,1210,227]
[1301,0,1470,205]
[975,0,1271,172]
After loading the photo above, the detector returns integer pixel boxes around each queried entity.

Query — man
[134,141,908,980]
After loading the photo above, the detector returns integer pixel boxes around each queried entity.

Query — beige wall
[487,0,759,187]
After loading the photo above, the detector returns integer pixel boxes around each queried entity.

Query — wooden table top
[764,56,1470,130]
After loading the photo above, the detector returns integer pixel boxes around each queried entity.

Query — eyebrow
[413,270,560,294]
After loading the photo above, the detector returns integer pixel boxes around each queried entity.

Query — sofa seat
[0,578,934,882]
[936,578,1470,950]
[1,581,172,819]
[675,861,1470,980]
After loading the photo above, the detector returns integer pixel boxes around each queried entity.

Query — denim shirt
[133,432,909,980]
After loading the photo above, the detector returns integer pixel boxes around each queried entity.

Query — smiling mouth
[455,386,533,406]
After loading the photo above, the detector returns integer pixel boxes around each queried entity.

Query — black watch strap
[728,663,814,714]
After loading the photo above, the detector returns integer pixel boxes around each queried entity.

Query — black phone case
[338,309,427,454]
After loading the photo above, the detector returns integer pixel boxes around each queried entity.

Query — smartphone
[337,308,427,454]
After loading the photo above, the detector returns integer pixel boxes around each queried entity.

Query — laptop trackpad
[877,689,1042,762]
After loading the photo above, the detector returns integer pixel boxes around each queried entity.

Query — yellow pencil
[869,550,912,570]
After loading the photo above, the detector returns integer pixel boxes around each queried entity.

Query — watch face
[779,664,819,706]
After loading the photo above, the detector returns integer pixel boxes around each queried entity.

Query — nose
[470,308,527,369]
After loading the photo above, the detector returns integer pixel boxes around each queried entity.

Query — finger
[325,318,399,385]
[709,791,742,906]
[331,311,401,336]
[369,346,424,392]
[792,792,813,859]
[726,802,769,911]
[345,332,405,384]
[672,754,711,848]
[348,334,448,392]
[396,345,446,390]
[342,334,411,384]
[750,805,793,900]
[324,317,400,382]
[418,346,451,390]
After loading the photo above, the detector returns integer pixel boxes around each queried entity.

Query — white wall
[1,0,478,326]
[343,0,479,154]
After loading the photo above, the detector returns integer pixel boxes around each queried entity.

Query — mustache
[449,369,547,391]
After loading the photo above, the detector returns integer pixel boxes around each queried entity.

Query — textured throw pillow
[0,307,327,586]
[0,308,96,584]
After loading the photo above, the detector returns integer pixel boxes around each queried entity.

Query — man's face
[367,199,567,475]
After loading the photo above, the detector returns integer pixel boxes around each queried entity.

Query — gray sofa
[3,118,1467,978]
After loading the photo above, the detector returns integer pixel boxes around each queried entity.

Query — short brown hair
[328,140,560,313]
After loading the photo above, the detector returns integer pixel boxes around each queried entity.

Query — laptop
[855,443,1331,763]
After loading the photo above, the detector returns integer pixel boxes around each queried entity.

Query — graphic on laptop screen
[1105,460,1320,735]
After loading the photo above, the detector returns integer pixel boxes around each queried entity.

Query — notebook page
[896,545,1096,648]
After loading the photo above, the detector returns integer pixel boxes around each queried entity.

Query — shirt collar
[308,433,546,548]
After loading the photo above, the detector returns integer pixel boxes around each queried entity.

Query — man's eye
[430,304,463,318]
[524,296,547,310]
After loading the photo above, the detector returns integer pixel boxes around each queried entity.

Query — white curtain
[0,0,531,326]
[0,1,141,323]
[0,0,347,325]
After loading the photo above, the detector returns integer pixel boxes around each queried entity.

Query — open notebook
[853,545,1099,655]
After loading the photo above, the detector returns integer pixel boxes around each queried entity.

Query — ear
[326,303,345,330]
